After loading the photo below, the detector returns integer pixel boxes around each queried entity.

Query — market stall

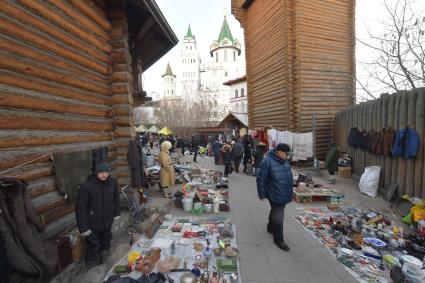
[103,216,241,283]
[295,205,425,283]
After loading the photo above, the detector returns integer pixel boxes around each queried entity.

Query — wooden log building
[231,0,355,158]
[0,0,177,238]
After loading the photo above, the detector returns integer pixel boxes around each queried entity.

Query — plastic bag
[359,166,381,197]
[411,206,425,222]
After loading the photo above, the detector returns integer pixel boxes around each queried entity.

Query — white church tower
[162,62,176,98]
[201,14,244,121]
[180,24,201,98]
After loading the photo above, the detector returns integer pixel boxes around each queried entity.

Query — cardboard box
[338,166,352,178]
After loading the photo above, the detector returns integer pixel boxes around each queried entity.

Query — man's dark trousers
[85,228,112,263]
[193,147,198,162]
[267,200,286,243]
[214,154,220,164]
[233,157,241,172]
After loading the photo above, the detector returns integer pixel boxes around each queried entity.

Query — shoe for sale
[275,241,290,251]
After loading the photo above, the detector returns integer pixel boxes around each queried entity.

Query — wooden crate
[338,166,352,178]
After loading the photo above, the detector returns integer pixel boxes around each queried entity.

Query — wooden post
[406,91,417,196]
[414,89,425,198]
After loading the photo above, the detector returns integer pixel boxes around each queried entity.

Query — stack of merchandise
[296,206,425,283]
[104,216,241,283]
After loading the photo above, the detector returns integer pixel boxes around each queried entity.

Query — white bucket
[182,198,193,212]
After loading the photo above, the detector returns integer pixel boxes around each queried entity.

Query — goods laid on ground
[171,164,231,214]
[296,206,425,283]
[104,216,240,283]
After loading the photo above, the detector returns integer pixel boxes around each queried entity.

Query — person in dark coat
[257,143,293,251]
[231,140,244,173]
[127,139,147,189]
[242,143,252,173]
[75,163,121,268]
[212,140,221,165]
[325,143,338,184]
[252,142,267,176]
[221,144,233,177]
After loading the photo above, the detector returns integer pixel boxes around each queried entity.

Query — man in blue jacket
[257,143,293,251]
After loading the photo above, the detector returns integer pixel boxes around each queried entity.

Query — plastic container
[182,198,193,212]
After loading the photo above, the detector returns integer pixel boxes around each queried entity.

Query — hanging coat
[158,142,175,188]
[127,139,147,188]
[0,178,57,278]
[392,127,420,160]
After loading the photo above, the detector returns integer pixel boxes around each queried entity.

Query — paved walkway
[171,155,391,283]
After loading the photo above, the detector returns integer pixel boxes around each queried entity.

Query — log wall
[232,0,355,158]
[334,88,425,198]
[0,0,131,238]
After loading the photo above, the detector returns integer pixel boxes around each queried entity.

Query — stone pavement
[175,155,398,283]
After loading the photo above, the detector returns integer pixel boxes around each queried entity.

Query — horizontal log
[0,14,112,75]
[114,116,133,127]
[1,2,110,64]
[40,202,74,226]
[113,105,132,116]
[112,94,131,104]
[112,82,132,94]
[32,191,66,214]
[41,212,75,240]
[0,132,112,149]
[0,113,112,132]
[116,138,131,147]
[114,127,131,138]
[112,71,133,83]
[0,141,112,170]
[19,0,111,53]
[0,89,111,118]
[115,155,129,166]
[0,51,110,95]
[0,34,110,85]
[27,177,56,198]
[6,163,53,182]
[0,154,52,170]
[117,177,131,186]
[68,0,111,32]
[107,150,118,162]
[0,70,111,106]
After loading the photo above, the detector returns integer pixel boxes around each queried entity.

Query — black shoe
[275,241,290,251]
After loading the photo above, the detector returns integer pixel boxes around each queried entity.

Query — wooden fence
[334,88,425,198]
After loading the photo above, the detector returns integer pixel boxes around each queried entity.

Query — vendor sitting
[159,141,175,198]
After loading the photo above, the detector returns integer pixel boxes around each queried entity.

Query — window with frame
[235,89,238,98]
[241,88,245,97]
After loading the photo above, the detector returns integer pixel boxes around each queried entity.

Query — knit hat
[276,143,291,153]
[95,162,110,174]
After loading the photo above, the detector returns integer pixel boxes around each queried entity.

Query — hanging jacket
[127,139,147,188]
[347,127,358,148]
[256,150,293,205]
[392,127,420,160]
[0,178,57,277]
[382,127,395,156]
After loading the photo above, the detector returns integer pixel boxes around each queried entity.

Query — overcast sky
[143,0,424,102]
[143,0,244,100]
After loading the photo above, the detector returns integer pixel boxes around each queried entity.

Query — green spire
[217,16,234,43]
[162,62,175,77]
[185,24,193,38]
